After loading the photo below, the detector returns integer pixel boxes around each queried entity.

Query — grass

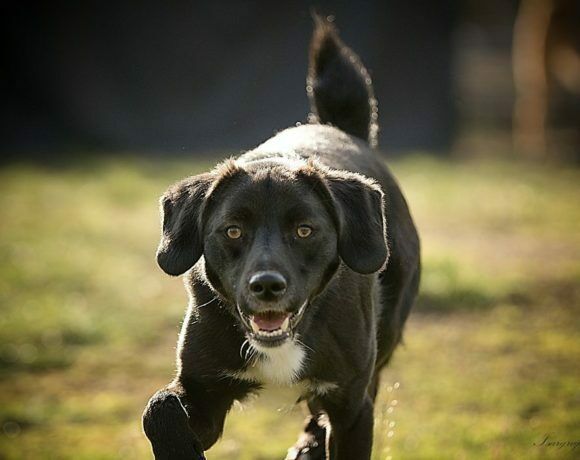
[0,154,579,459]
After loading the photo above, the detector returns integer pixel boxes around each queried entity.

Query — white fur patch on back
[243,339,306,386]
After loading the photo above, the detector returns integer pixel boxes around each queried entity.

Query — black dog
[143,17,420,460]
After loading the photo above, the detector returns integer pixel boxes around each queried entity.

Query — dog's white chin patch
[248,339,305,386]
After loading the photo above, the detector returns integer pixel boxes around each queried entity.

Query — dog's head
[156,157,388,348]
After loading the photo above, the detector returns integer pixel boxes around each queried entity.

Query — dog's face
[156,157,388,348]
[201,161,341,348]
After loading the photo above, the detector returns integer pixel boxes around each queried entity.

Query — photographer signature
[534,434,580,450]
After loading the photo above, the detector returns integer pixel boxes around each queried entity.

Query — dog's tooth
[250,318,260,333]
[281,317,290,331]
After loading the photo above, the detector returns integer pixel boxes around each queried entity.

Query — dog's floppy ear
[156,173,214,276]
[326,171,388,274]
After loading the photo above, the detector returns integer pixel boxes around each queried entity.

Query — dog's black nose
[249,271,287,301]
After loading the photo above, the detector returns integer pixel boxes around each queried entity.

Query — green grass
[0,155,579,459]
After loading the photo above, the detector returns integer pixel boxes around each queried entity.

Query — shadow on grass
[416,287,495,313]
[0,326,105,378]
[415,275,580,314]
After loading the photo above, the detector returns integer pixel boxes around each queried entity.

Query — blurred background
[0,1,579,459]
[2,0,579,160]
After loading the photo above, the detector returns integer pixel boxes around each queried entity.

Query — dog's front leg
[143,379,234,460]
[323,394,375,460]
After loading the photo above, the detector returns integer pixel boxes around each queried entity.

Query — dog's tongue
[251,312,288,331]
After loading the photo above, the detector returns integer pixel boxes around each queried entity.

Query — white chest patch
[225,339,339,409]
[245,339,306,386]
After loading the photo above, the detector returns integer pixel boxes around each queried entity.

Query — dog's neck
[239,339,306,386]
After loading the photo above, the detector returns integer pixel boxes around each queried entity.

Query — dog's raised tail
[307,15,378,147]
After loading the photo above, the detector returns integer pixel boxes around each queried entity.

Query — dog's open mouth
[237,301,308,345]
[250,311,291,339]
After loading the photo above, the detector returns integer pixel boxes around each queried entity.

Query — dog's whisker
[240,339,250,360]
[295,336,315,355]
[241,339,259,364]
[249,345,259,360]
[195,296,218,309]
[245,343,259,363]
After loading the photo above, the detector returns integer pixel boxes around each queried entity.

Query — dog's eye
[296,225,313,238]
[226,226,242,239]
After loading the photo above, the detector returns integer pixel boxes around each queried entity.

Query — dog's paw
[285,414,328,460]
[286,444,325,460]
[144,391,207,460]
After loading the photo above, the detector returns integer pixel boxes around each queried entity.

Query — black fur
[307,16,379,148]
[156,173,214,276]
[143,16,420,460]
